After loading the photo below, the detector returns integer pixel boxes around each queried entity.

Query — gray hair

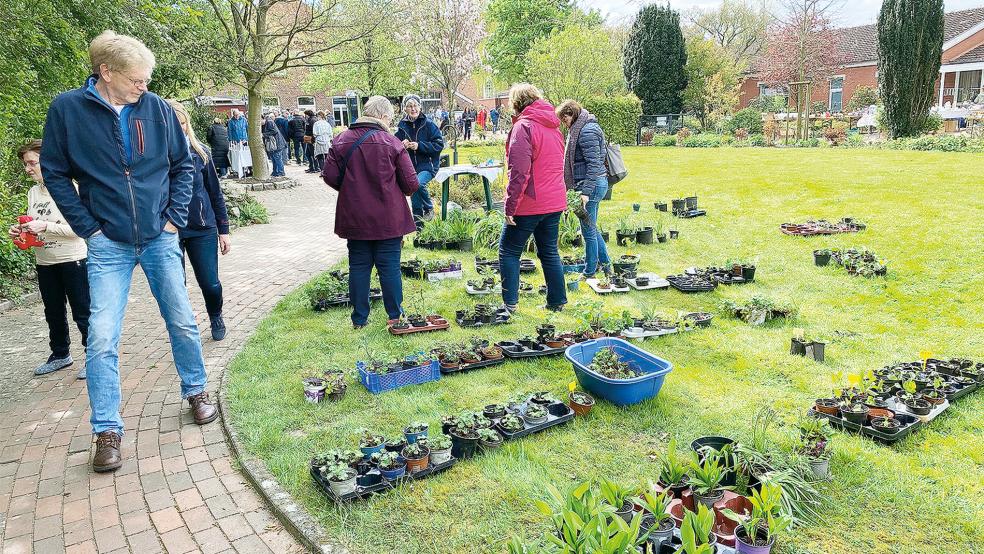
[363,95,394,122]
[89,30,156,74]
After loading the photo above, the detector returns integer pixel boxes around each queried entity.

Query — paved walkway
[0,164,345,553]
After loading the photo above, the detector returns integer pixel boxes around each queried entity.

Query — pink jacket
[504,99,568,217]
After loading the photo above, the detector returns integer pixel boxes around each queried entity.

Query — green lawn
[225,147,984,554]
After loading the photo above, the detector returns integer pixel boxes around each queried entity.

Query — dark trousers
[305,143,316,170]
[316,153,327,173]
[290,138,304,163]
[499,211,567,308]
[36,260,90,359]
[180,231,223,318]
[347,238,403,325]
[463,121,472,140]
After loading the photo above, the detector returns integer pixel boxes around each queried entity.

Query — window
[297,96,316,110]
[758,83,783,97]
[262,97,279,107]
[956,70,982,102]
[483,78,495,99]
[828,77,844,112]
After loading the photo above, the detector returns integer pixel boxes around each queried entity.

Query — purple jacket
[321,121,419,240]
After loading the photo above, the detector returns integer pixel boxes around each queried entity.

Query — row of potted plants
[301,369,347,404]
[781,217,866,236]
[412,210,479,251]
[814,247,887,277]
[432,338,503,370]
[722,296,796,326]
[400,257,463,279]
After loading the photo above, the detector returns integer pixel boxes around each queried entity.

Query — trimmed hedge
[584,94,643,146]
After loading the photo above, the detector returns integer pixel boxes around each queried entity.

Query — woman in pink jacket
[499,84,568,312]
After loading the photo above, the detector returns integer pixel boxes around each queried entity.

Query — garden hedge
[584,94,643,146]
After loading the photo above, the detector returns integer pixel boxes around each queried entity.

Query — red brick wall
[943,27,984,62]
[739,64,877,111]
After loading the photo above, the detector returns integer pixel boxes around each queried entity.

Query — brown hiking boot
[92,431,122,473]
[188,392,218,425]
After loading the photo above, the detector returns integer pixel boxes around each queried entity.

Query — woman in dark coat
[206,118,230,177]
[320,96,419,329]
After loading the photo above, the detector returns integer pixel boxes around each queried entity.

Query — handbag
[303,136,313,144]
[263,134,278,153]
[335,129,379,187]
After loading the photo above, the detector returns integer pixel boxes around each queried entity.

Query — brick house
[739,7,984,111]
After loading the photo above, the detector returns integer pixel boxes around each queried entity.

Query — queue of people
[10,29,614,475]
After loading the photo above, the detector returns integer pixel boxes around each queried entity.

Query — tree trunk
[246,79,269,179]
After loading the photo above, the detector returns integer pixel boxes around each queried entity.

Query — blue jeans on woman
[266,148,285,176]
[412,171,435,225]
[347,238,404,326]
[179,230,223,318]
[85,230,207,436]
[581,176,612,276]
[498,211,567,308]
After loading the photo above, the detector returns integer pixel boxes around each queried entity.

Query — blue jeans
[290,138,304,163]
[412,171,435,221]
[498,211,567,307]
[267,148,284,176]
[581,177,612,276]
[86,231,207,436]
[180,230,223,318]
[347,238,404,325]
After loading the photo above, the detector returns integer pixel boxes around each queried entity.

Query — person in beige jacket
[7,140,90,378]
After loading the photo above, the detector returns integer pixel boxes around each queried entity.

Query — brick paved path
[0,165,344,553]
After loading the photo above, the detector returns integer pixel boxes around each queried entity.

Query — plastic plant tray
[427,270,463,282]
[676,209,706,218]
[439,356,506,375]
[586,279,630,294]
[666,275,717,293]
[621,326,678,339]
[886,397,949,423]
[465,283,501,295]
[313,289,383,310]
[945,380,979,401]
[388,316,450,336]
[710,273,746,285]
[455,308,511,328]
[562,262,586,274]
[808,409,922,444]
[494,401,574,440]
[357,359,441,394]
[310,456,457,504]
[626,273,670,290]
[497,340,568,359]
[520,259,537,273]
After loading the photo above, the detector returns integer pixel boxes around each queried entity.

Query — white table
[432,164,504,219]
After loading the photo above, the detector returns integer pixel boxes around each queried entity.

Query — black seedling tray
[808,409,922,444]
[310,456,457,504]
[494,401,574,440]
[456,307,511,328]
[497,340,568,359]
[314,289,383,310]
[666,275,717,293]
[710,273,746,285]
[676,209,706,218]
[474,258,536,273]
[439,357,506,375]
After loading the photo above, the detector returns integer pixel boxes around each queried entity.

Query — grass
[225,147,984,554]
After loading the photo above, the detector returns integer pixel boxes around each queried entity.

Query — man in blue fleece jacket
[41,30,217,474]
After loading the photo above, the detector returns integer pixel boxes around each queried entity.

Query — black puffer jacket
[287,115,306,139]
[206,123,229,168]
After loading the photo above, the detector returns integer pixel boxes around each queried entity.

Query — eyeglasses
[117,70,152,88]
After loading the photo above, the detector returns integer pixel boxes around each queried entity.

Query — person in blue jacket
[40,30,217,473]
[395,94,444,227]
[168,100,232,341]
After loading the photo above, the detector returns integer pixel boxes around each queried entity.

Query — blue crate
[564,338,672,406]
[563,263,586,274]
[357,360,441,394]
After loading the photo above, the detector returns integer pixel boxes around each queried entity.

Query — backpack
[604,143,628,185]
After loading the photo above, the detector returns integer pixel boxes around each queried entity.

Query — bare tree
[686,0,772,69]
[205,0,391,178]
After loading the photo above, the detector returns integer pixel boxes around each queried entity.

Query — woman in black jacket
[206,118,230,177]
[168,101,232,341]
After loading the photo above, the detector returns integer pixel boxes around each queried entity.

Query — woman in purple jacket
[321,96,419,329]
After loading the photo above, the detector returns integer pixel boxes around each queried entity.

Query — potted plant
[523,404,548,425]
[655,201,668,212]
[303,375,327,404]
[384,436,407,453]
[358,429,385,457]
[616,217,637,246]
[478,428,503,450]
[404,421,429,444]
[600,479,636,523]
[689,452,726,509]
[723,482,791,554]
[449,413,481,459]
[568,390,595,416]
[428,434,454,465]
[479,344,503,360]
[322,462,358,497]
[499,413,525,433]
[814,248,831,266]
[677,503,717,553]
[797,416,833,480]
[899,380,932,415]
[654,217,668,243]
[377,451,406,480]
[838,399,869,425]
[324,370,347,401]
[870,415,902,433]
[483,403,507,419]
[657,439,691,496]
[637,489,675,547]
[401,442,431,474]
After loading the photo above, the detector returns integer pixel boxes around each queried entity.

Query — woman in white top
[312,111,334,170]
[7,140,90,378]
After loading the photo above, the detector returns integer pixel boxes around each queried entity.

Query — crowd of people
[9,29,613,473]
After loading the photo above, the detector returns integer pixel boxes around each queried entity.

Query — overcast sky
[583,0,984,26]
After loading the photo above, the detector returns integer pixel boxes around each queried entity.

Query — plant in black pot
[616,217,637,246]
[656,439,691,496]
[499,413,525,433]
[689,451,727,510]
[797,416,833,480]
[899,380,932,415]
[449,411,481,459]
[636,489,675,547]
[870,415,902,433]
[599,479,636,524]
[813,248,832,266]
[838,399,869,425]
[478,427,503,450]
[723,482,791,554]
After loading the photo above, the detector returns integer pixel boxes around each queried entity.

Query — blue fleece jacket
[41,75,195,244]
[395,114,445,175]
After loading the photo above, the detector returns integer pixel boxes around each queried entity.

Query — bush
[725,108,764,135]
[226,191,270,226]
[650,135,677,147]
[821,126,847,146]
[583,94,643,146]
[846,85,879,112]
[748,95,787,113]
[921,113,944,133]
[681,134,723,147]
[681,115,703,132]
[794,138,821,148]
[747,134,767,147]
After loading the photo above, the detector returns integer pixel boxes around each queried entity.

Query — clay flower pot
[568,391,595,416]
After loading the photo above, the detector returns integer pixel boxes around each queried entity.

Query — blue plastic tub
[565,338,672,406]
